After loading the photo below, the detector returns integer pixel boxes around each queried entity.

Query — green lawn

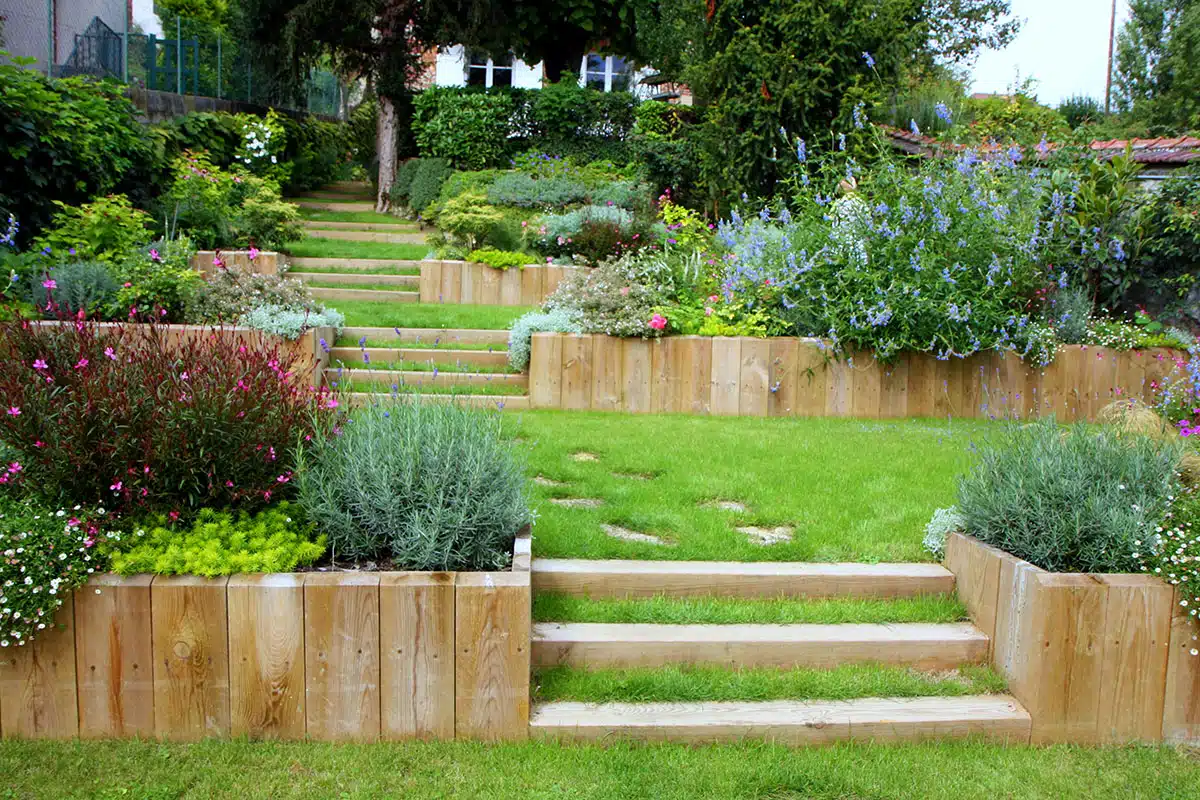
[289,263,420,275]
[533,593,967,625]
[329,300,533,329]
[504,412,989,562]
[335,335,507,351]
[533,664,1007,703]
[305,279,419,292]
[330,355,515,374]
[299,209,414,225]
[0,739,1196,799]
[335,378,528,397]
[284,238,430,260]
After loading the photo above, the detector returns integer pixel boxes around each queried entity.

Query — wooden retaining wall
[419,261,585,307]
[944,533,1199,744]
[528,333,1185,421]
[190,250,281,276]
[0,534,531,741]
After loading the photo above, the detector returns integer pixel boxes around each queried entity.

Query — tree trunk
[376,92,398,213]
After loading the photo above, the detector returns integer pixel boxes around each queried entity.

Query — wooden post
[518,266,544,306]
[709,337,742,416]
[454,572,530,741]
[560,334,594,411]
[1163,588,1200,743]
[380,573,455,740]
[649,337,673,414]
[151,576,230,740]
[74,574,154,738]
[419,261,440,304]
[677,336,713,415]
[529,333,563,409]
[440,261,463,305]
[499,267,521,306]
[767,338,799,417]
[793,340,828,417]
[739,338,770,417]
[825,355,853,417]
[228,574,307,740]
[849,351,882,418]
[590,335,623,412]
[906,353,937,418]
[480,264,502,305]
[621,338,652,414]
[878,353,910,419]
[943,534,1002,655]
[304,573,381,742]
[0,602,79,738]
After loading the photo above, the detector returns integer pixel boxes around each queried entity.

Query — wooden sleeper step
[531,559,956,599]
[288,257,424,271]
[331,368,527,389]
[299,220,418,232]
[305,229,425,244]
[308,287,418,303]
[346,392,529,410]
[531,622,988,670]
[329,346,509,368]
[530,695,1031,745]
[290,272,418,288]
[340,327,510,346]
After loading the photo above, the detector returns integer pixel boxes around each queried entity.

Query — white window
[465,49,513,88]
[580,53,632,92]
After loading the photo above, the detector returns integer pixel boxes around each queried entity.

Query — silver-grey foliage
[295,399,531,571]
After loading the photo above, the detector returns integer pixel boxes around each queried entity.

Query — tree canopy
[1114,0,1200,131]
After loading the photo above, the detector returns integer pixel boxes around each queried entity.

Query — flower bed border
[419,260,584,307]
[190,250,281,276]
[944,532,1199,744]
[527,333,1184,422]
[0,531,531,741]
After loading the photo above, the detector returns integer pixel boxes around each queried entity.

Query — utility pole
[1105,0,1117,113]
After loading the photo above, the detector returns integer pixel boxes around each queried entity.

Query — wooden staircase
[528,558,1031,745]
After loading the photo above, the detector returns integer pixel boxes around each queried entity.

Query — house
[419,45,692,103]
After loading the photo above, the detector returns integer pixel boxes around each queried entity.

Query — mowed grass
[329,300,533,329]
[533,593,968,625]
[298,209,413,225]
[284,237,429,260]
[305,279,418,292]
[504,411,990,562]
[1,739,1197,799]
[333,377,528,397]
[533,664,1008,703]
[330,355,515,374]
[335,335,507,352]
[288,263,420,275]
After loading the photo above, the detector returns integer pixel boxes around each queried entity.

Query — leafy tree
[1114,0,1200,131]
[920,0,1022,66]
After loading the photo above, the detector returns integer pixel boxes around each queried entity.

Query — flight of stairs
[527,558,1030,745]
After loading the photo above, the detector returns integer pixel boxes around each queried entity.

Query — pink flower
[648,313,667,331]
[168,511,180,522]
[8,462,21,474]
[248,246,260,261]
[213,256,224,269]
[263,490,272,501]
[225,480,234,488]
[149,249,161,262]
[104,347,116,360]
[32,359,47,370]
[33,440,43,448]
[67,517,80,528]
[123,282,132,288]
[708,295,719,303]
[110,481,122,491]
[74,358,88,369]
[6,407,20,416]
[42,279,56,290]
[325,398,339,409]
[705,306,714,317]
[620,286,631,297]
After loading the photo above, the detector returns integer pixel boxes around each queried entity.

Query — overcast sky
[969,0,1126,107]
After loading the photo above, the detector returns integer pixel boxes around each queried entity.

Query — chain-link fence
[0,1,344,117]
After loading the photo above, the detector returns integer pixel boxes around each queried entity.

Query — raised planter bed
[420,261,585,307]
[528,333,1184,422]
[190,250,281,276]
[944,532,1199,744]
[0,532,531,741]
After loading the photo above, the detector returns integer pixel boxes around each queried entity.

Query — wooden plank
[532,622,987,670]
[439,261,462,304]
[849,351,882,418]
[74,574,154,738]
[459,263,477,305]
[590,335,623,412]
[621,338,653,414]
[529,332,563,409]
[649,337,673,414]
[480,263,502,305]
[739,338,771,418]
[304,573,380,742]
[878,353,910,418]
[709,337,742,416]
[0,601,78,738]
[518,266,544,306]
[943,534,1002,656]
[1114,349,1147,406]
[1025,573,1108,744]
[380,573,455,740]
[793,340,829,417]
[678,336,713,414]
[455,572,530,741]
[419,261,439,304]
[906,352,937,418]
[824,355,853,417]
[543,265,565,297]
[1094,574,1173,743]
[960,353,989,420]
[531,696,1031,745]
[499,266,522,306]
[151,576,230,740]
[933,358,964,420]
[560,334,594,411]
[991,553,1041,694]
[228,574,306,740]
[767,338,800,417]
[1163,587,1200,743]
[1082,348,1119,421]
[512,529,533,574]
[531,559,955,599]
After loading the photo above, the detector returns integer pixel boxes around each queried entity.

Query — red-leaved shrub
[0,318,338,514]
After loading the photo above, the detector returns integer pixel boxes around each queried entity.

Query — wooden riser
[296,201,377,213]
[531,559,956,599]
[305,229,426,244]
[291,272,418,288]
[346,392,530,410]
[309,287,419,303]
[532,622,988,670]
[531,696,1031,745]
[300,221,419,232]
[331,368,527,390]
[288,257,425,271]
[341,327,510,346]
[330,347,509,368]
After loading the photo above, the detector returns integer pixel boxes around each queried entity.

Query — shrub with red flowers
[0,317,338,515]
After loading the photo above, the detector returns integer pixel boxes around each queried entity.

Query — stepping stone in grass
[737,525,794,546]
[549,497,604,509]
[612,471,654,481]
[601,524,670,546]
[533,475,566,487]
[571,452,599,462]
[704,499,749,513]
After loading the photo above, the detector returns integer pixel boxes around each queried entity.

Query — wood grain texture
[480,263,502,305]
[228,574,306,740]
[439,260,462,304]
[304,573,380,742]
[621,338,652,414]
[499,267,521,306]
[709,337,742,416]
[849,352,882,418]
[767,338,799,417]
[793,341,829,417]
[590,335,623,412]
[878,353,910,418]
[943,534,1002,655]
[151,576,229,740]
[1163,587,1200,743]
[739,338,770,417]
[455,572,530,741]
[529,333,563,409]
[74,574,154,738]
[649,337,673,414]
[0,600,78,738]
[418,261,438,304]
[678,336,712,414]
[1094,575,1173,743]
[560,334,594,411]
[380,573,455,739]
